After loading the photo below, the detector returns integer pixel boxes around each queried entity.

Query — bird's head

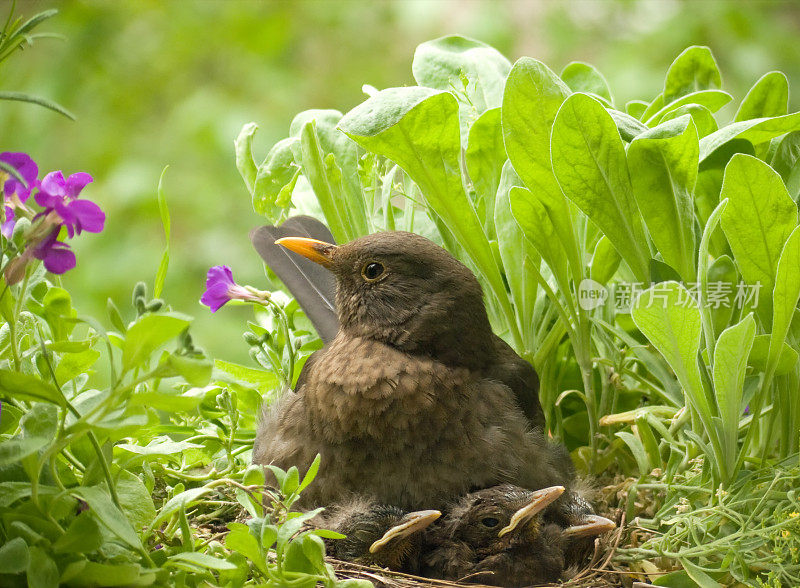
[276,231,495,368]
[442,484,565,554]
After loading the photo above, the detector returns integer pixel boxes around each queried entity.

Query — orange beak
[275,237,338,268]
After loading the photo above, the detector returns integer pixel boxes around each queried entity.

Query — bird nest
[329,510,630,588]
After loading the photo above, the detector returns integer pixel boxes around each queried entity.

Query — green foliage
[244,36,800,583]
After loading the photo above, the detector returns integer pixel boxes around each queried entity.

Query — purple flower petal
[40,242,77,274]
[65,172,93,198]
[58,199,105,237]
[1,152,38,202]
[201,265,237,312]
[32,227,77,274]
[40,170,66,197]
[1,205,15,239]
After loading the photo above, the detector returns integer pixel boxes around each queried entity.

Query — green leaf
[283,539,317,575]
[121,312,192,372]
[412,35,511,114]
[719,154,798,323]
[768,227,800,376]
[735,71,789,122]
[253,137,300,219]
[277,508,324,551]
[590,236,621,285]
[164,353,213,387]
[494,162,540,340]
[464,108,505,235]
[501,58,581,278]
[748,335,798,375]
[72,486,143,551]
[168,551,237,571]
[117,469,157,531]
[509,186,570,297]
[226,523,267,574]
[663,46,721,104]
[607,108,649,142]
[298,454,321,493]
[615,431,649,476]
[153,166,171,299]
[53,511,103,554]
[61,561,153,586]
[0,369,64,407]
[152,487,215,530]
[713,314,756,471]
[235,122,259,195]
[551,92,650,281]
[0,536,28,573]
[700,111,800,161]
[771,131,800,202]
[647,89,731,126]
[561,61,612,103]
[339,86,520,347]
[679,557,722,588]
[26,546,59,588]
[628,116,698,282]
[659,103,718,138]
[631,283,718,459]
[55,348,101,384]
[0,91,75,119]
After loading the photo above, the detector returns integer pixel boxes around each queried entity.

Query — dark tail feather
[250,216,339,343]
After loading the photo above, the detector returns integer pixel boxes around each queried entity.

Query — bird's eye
[361,262,385,281]
[481,517,500,528]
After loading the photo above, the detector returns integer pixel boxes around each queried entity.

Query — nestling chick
[319,498,441,572]
[423,484,614,587]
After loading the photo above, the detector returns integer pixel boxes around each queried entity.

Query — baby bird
[423,485,614,587]
[319,498,441,573]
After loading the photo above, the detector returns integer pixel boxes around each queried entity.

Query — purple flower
[2,205,15,239]
[0,152,38,202]
[35,171,104,237]
[201,265,266,312]
[32,227,76,274]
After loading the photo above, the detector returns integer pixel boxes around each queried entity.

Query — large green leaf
[734,71,789,122]
[501,58,581,277]
[0,370,64,407]
[700,111,800,161]
[768,227,800,376]
[719,154,798,323]
[551,92,650,281]
[494,163,540,347]
[662,46,722,104]
[713,314,756,471]
[509,186,570,301]
[338,86,520,347]
[465,108,505,235]
[631,282,720,469]
[122,312,192,372]
[628,116,698,282]
[560,61,612,103]
[412,35,511,114]
[71,486,143,551]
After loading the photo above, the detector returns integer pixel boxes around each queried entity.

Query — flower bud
[11,217,31,249]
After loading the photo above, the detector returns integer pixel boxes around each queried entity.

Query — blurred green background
[3,0,799,364]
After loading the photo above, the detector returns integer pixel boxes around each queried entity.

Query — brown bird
[318,498,440,572]
[252,228,574,513]
[422,484,614,586]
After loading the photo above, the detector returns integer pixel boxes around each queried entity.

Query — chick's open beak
[563,514,616,538]
[275,237,338,268]
[497,486,565,538]
[369,510,441,554]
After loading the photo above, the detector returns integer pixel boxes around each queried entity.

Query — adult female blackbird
[319,499,440,572]
[252,230,570,512]
[422,484,614,586]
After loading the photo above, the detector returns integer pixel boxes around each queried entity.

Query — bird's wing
[250,215,338,343]
[487,334,545,431]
